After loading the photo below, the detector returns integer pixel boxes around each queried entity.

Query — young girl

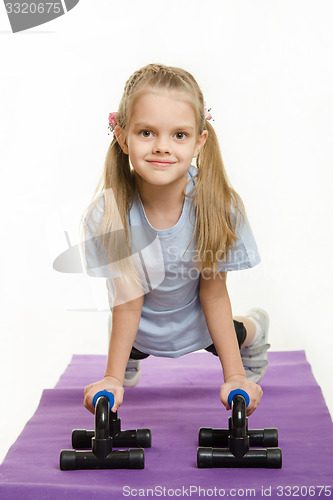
[82,63,270,417]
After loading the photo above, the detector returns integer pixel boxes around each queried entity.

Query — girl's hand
[83,376,124,414]
[220,375,263,416]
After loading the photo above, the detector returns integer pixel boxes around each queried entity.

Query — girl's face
[116,89,207,190]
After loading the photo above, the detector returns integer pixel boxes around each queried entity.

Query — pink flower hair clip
[108,112,118,136]
[204,101,212,121]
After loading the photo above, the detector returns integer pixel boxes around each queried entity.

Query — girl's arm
[84,276,144,414]
[199,271,262,416]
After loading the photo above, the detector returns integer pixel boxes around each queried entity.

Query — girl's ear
[114,125,129,155]
[193,130,208,158]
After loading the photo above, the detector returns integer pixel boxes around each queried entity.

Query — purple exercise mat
[0,351,332,499]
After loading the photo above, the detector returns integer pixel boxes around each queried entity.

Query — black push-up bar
[60,391,151,470]
[197,389,282,468]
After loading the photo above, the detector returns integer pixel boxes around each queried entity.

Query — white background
[0,0,332,463]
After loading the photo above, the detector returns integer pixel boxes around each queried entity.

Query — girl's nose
[152,136,171,154]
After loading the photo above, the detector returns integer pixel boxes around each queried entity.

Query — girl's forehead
[129,89,197,121]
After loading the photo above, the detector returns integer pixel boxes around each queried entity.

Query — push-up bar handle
[227,389,250,407]
[93,390,115,410]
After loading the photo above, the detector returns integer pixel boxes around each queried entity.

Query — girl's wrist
[224,372,246,383]
[103,373,123,385]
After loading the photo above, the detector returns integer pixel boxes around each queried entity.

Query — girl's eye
[175,132,187,140]
[140,130,152,138]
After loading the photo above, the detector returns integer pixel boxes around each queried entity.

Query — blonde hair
[82,63,244,282]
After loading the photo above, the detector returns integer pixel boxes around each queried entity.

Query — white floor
[0,307,332,465]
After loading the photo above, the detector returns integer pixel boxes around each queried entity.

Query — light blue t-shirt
[84,165,260,358]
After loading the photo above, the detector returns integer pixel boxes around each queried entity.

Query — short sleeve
[82,196,119,279]
[217,209,261,272]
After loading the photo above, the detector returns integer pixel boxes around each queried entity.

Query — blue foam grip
[228,389,250,407]
[92,391,115,410]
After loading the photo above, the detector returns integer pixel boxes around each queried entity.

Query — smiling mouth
[147,160,175,167]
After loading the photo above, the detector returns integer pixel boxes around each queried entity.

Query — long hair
[81,63,244,281]
[192,119,244,271]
